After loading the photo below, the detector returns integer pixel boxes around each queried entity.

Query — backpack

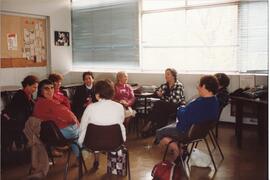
[151,161,182,180]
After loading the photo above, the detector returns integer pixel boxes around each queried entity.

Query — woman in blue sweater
[154,75,219,160]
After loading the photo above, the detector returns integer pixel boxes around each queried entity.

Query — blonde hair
[116,71,127,84]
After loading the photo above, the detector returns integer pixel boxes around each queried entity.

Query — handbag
[151,161,182,180]
[107,146,128,176]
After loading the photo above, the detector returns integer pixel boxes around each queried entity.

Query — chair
[40,121,86,180]
[163,120,224,174]
[81,123,131,180]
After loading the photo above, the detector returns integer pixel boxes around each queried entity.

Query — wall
[1,0,72,85]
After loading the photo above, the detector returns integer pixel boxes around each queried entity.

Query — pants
[60,124,80,157]
[155,122,186,144]
[148,100,178,129]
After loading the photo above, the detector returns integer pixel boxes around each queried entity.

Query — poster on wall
[7,33,18,50]
[54,31,70,46]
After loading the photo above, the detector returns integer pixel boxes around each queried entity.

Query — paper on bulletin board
[7,33,18,50]
[239,75,255,89]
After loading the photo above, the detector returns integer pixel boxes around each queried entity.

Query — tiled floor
[1,124,268,180]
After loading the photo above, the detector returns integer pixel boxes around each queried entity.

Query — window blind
[72,0,139,69]
[238,1,268,73]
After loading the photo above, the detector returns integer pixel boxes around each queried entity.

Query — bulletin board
[0,14,47,68]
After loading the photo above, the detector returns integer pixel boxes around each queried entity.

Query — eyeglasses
[43,86,54,90]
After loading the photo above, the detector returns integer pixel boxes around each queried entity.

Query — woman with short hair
[79,79,126,169]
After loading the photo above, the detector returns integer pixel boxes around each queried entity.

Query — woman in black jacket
[72,71,97,120]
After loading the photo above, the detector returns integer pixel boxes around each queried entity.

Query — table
[134,92,155,115]
[230,95,268,148]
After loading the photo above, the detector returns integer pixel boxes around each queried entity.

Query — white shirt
[78,99,126,146]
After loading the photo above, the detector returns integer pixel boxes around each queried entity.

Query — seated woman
[113,71,136,121]
[214,73,230,109]
[32,79,80,157]
[72,71,97,120]
[48,73,71,109]
[141,68,185,136]
[2,75,39,151]
[154,75,220,161]
[78,79,126,169]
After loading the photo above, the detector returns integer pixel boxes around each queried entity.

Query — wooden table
[230,95,268,148]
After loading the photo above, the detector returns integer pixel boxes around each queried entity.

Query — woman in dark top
[72,71,97,120]
[2,75,39,150]
[214,73,230,109]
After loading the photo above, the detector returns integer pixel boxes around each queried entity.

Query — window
[72,0,139,69]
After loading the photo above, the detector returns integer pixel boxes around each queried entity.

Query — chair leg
[64,149,72,180]
[127,149,131,180]
[208,131,216,150]
[210,130,224,160]
[186,142,195,166]
[204,138,217,172]
[194,141,199,148]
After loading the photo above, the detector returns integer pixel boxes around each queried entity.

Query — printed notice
[7,33,18,50]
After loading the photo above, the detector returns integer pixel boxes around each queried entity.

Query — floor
[1,123,268,180]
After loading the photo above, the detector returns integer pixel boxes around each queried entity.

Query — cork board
[1,14,47,68]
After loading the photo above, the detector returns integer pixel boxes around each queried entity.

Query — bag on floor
[107,147,128,176]
[151,161,182,180]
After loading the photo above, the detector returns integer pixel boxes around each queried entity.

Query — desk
[230,96,268,148]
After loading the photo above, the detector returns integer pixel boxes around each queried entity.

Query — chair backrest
[83,123,124,151]
[40,121,67,146]
[187,120,216,141]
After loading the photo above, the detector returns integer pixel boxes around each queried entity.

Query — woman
[33,79,80,157]
[155,75,219,161]
[114,71,136,119]
[48,73,71,109]
[2,75,39,150]
[141,68,185,136]
[214,73,230,109]
[79,79,126,169]
[72,71,97,120]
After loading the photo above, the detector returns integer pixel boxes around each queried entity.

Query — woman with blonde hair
[114,71,136,120]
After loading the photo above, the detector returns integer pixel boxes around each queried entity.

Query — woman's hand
[156,88,163,97]
[120,100,129,107]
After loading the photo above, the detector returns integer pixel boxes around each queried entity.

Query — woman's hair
[165,68,177,81]
[116,71,127,84]
[48,73,63,83]
[21,75,39,88]
[82,71,94,80]
[214,73,230,88]
[199,75,219,95]
[94,79,115,99]
[37,79,53,97]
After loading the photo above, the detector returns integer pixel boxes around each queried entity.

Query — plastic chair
[81,123,131,180]
[40,121,86,180]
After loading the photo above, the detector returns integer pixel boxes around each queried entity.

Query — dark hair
[21,75,39,88]
[48,73,63,83]
[214,73,230,88]
[94,79,114,99]
[37,79,53,97]
[83,71,94,80]
[199,75,219,94]
[165,68,177,81]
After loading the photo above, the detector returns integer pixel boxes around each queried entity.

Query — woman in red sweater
[33,79,80,157]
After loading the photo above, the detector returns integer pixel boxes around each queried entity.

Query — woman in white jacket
[78,79,126,169]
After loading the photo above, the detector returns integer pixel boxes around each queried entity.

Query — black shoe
[153,138,159,145]
[93,160,99,169]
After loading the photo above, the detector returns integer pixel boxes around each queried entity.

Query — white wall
[1,0,72,86]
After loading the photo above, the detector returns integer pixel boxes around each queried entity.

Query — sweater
[176,96,219,133]
[33,97,78,129]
